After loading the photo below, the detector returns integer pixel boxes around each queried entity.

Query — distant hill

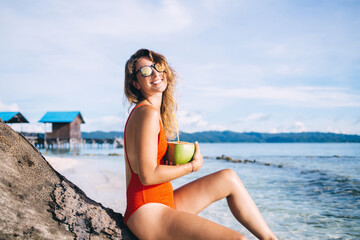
[179,131,360,143]
[82,131,124,139]
[81,131,360,143]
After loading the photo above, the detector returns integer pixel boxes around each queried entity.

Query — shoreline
[46,156,83,172]
[44,155,126,214]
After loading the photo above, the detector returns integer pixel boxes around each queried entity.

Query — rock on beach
[0,121,136,240]
[216,154,283,168]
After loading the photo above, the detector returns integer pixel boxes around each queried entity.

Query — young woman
[123,49,278,240]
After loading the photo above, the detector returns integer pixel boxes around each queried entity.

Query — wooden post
[44,123,47,149]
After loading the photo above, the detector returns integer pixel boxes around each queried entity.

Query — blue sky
[1,0,359,134]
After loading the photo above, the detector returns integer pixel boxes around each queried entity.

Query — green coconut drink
[166,141,195,165]
[166,114,195,165]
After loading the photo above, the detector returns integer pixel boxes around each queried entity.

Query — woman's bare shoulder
[133,104,160,124]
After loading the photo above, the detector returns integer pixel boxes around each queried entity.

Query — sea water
[42,143,360,240]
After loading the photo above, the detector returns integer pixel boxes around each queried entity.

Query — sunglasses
[136,63,165,77]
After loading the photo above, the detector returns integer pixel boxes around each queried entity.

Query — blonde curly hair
[124,49,177,139]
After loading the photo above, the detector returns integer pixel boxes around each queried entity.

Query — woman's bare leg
[174,169,277,240]
[127,203,247,240]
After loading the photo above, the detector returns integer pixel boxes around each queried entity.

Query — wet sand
[45,155,126,214]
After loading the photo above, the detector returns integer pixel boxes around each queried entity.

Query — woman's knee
[218,169,242,185]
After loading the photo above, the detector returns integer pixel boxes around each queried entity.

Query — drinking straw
[174,112,180,142]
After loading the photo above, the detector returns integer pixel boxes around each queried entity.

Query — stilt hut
[39,111,85,148]
[0,112,29,123]
[0,111,29,134]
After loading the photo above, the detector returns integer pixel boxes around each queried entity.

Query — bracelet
[190,161,194,173]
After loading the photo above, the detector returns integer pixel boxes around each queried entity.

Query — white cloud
[233,113,270,125]
[267,44,289,56]
[245,113,270,122]
[271,64,305,75]
[1,0,192,46]
[0,98,20,111]
[269,128,278,134]
[326,126,348,134]
[66,0,192,37]
[268,121,307,133]
[293,121,307,132]
[200,86,360,107]
[178,110,226,133]
[189,62,264,85]
[0,0,192,106]
[82,115,125,132]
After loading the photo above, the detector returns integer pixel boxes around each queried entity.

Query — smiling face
[133,57,168,98]
[124,49,177,138]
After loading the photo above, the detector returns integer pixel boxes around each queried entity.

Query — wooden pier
[29,135,123,149]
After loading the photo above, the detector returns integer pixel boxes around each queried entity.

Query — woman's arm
[134,106,203,186]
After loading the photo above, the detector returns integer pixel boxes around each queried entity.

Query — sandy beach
[45,155,127,214]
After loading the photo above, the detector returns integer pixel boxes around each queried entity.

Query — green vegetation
[81,131,360,143]
[179,131,360,143]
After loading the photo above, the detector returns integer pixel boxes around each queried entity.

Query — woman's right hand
[190,141,203,172]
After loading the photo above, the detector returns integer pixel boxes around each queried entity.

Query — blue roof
[39,111,85,123]
[0,112,29,123]
[0,112,18,121]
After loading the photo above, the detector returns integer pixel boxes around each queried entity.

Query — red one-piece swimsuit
[123,104,175,224]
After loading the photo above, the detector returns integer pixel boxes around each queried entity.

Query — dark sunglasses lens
[155,63,165,72]
[140,66,152,77]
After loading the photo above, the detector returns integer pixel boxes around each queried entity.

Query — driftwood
[0,121,137,240]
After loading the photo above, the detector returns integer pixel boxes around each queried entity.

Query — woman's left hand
[190,141,203,172]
